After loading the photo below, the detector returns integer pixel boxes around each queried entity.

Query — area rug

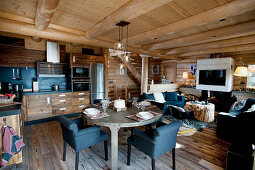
[164,115,217,131]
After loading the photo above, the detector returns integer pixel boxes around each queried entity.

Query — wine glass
[135,102,141,112]
[141,103,146,111]
[101,99,111,113]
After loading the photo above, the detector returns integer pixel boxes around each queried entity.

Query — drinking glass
[135,102,141,112]
[101,99,111,113]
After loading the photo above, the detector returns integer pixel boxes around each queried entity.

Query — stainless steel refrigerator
[90,63,105,104]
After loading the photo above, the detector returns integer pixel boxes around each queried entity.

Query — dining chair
[58,115,108,170]
[127,121,182,170]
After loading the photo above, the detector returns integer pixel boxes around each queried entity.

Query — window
[247,65,255,88]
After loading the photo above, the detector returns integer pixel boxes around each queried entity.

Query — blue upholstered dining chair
[127,121,182,170]
[58,115,108,170]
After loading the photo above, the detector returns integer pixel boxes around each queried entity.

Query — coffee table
[185,102,215,122]
[82,105,162,170]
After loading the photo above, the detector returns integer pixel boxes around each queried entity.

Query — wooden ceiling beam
[180,43,255,57]
[0,17,177,59]
[35,0,60,30]
[0,11,85,36]
[85,0,174,40]
[127,0,255,45]
[164,34,255,55]
[143,21,255,50]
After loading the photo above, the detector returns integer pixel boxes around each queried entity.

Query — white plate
[136,112,154,120]
[83,108,100,115]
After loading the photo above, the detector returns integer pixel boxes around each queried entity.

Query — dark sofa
[216,98,255,143]
[141,92,185,115]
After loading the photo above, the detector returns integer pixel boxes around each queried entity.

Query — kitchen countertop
[23,90,72,96]
[0,102,21,117]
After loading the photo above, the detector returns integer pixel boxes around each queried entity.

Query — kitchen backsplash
[0,67,67,90]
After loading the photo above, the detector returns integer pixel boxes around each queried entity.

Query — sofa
[141,92,185,115]
[216,98,255,143]
[201,90,237,112]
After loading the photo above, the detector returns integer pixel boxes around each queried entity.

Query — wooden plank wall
[148,58,164,84]
[175,55,255,89]
[107,55,141,99]
[0,35,68,67]
[176,59,197,86]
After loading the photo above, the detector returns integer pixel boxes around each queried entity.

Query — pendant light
[114,21,130,56]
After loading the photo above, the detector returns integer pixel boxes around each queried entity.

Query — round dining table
[82,105,162,170]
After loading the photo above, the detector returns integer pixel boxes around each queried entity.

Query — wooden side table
[185,102,215,122]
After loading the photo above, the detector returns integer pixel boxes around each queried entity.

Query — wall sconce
[183,72,188,86]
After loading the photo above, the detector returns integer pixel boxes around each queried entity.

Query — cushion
[165,92,178,101]
[153,93,166,103]
[143,93,155,101]
[246,104,255,112]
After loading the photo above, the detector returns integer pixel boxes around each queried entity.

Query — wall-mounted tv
[199,70,226,86]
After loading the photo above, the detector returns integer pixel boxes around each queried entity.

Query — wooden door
[163,63,177,83]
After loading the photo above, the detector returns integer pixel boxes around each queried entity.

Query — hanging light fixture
[114,21,130,58]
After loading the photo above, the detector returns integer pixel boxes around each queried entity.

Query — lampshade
[233,66,248,77]
[183,72,188,79]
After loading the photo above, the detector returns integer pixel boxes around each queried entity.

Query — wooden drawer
[52,92,72,99]
[52,106,73,115]
[71,104,88,113]
[27,94,51,107]
[52,98,72,106]
[27,106,52,121]
[72,97,90,105]
[72,91,89,98]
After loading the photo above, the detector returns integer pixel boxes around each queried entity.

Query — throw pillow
[143,93,155,101]
[153,93,166,103]
[165,92,178,101]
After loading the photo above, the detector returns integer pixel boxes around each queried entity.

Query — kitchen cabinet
[0,104,23,166]
[52,92,73,116]
[23,91,90,121]
[25,94,52,121]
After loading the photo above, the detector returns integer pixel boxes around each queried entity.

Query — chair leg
[75,151,79,170]
[172,148,176,170]
[151,158,155,170]
[104,140,108,161]
[127,143,131,165]
[63,141,66,161]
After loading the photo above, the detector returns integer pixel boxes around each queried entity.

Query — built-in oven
[72,79,90,92]
[72,66,90,78]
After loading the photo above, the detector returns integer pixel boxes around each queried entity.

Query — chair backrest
[153,121,182,157]
[58,115,78,147]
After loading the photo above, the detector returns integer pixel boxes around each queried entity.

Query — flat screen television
[199,70,226,86]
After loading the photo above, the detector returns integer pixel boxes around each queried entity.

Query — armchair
[216,98,255,143]
[58,115,108,170]
[127,121,182,170]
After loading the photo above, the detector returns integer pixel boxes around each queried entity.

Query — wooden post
[141,56,149,94]
[104,49,109,99]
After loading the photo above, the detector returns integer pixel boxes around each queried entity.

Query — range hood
[47,41,60,63]
[37,41,66,77]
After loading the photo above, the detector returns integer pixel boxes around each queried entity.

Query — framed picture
[152,65,159,74]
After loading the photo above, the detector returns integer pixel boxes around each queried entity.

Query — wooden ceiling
[0,0,254,60]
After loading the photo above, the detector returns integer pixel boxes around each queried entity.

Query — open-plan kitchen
[0,0,255,170]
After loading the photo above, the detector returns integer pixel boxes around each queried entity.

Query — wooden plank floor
[22,120,230,170]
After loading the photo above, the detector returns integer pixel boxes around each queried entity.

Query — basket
[0,95,16,104]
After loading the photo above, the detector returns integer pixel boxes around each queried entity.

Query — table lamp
[234,66,248,91]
